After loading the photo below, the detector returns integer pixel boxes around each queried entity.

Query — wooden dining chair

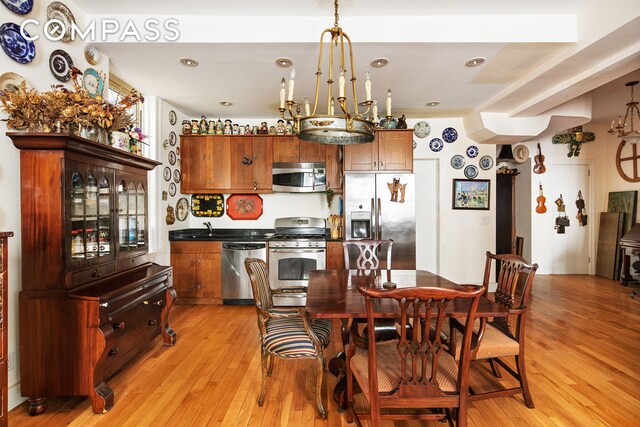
[346,284,484,427]
[342,239,393,271]
[448,251,539,408]
[244,258,332,418]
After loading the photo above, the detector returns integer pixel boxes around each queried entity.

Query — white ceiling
[71,0,640,129]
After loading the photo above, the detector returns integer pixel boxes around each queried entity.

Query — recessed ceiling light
[219,101,233,107]
[275,57,293,68]
[371,57,389,68]
[426,101,440,107]
[180,57,199,67]
[465,57,486,67]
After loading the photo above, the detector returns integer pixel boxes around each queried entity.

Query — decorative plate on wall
[168,150,176,165]
[413,121,431,138]
[47,2,76,43]
[442,127,458,143]
[84,46,100,65]
[175,197,189,221]
[466,145,479,158]
[450,154,465,169]
[2,0,33,15]
[0,71,30,92]
[226,194,263,220]
[169,131,177,146]
[464,165,479,179]
[0,22,36,64]
[429,138,443,152]
[479,155,494,170]
[83,68,104,98]
[163,167,171,181]
[169,110,177,125]
[191,194,224,217]
[173,169,181,183]
[49,49,74,82]
[168,182,177,197]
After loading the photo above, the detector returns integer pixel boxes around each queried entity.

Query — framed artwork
[607,190,638,234]
[452,179,490,210]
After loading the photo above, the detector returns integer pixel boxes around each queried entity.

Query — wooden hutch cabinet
[8,133,176,415]
[344,129,413,172]
[0,232,13,427]
[180,135,273,193]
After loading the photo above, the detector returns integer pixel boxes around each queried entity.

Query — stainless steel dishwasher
[221,242,267,305]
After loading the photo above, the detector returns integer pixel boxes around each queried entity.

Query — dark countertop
[169,228,275,242]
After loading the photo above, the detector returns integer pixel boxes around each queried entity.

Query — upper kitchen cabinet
[344,130,413,172]
[181,135,273,193]
[273,136,326,163]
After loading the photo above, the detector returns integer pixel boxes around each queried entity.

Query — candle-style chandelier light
[278,0,386,145]
[608,80,640,144]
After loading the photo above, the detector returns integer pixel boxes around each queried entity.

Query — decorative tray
[226,194,263,220]
[191,194,224,217]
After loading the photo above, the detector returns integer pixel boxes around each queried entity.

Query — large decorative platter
[414,121,431,139]
[442,127,458,143]
[83,68,104,98]
[47,1,76,42]
[191,194,224,217]
[2,0,33,15]
[0,71,30,92]
[49,49,74,82]
[226,194,263,220]
[0,22,35,64]
[450,154,465,169]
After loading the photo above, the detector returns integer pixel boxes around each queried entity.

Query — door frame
[414,158,440,274]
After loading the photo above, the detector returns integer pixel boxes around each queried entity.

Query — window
[108,74,143,132]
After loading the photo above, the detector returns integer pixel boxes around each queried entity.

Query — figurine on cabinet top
[396,114,407,129]
[238,125,245,135]
[191,119,199,134]
[199,116,208,134]
[259,121,269,134]
[224,119,232,135]
[276,119,286,135]
[268,126,277,135]
[182,120,192,135]
[232,123,239,135]
[216,118,223,135]
[285,121,294,135]
[245,124,252,135]
[207,120,215,134]
[252,125,260,134]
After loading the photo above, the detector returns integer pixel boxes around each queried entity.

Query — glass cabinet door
[116,173,148,256]
[66,161,115,267]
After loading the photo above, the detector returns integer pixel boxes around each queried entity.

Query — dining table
[305,269,510,409]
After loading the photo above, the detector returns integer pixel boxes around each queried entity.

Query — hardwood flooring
[8,274,640,426]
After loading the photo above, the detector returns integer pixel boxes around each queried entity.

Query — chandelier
[278,0,380,145]
[608,80,640,144]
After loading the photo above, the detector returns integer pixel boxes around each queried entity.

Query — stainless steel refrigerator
[344,173,416,269]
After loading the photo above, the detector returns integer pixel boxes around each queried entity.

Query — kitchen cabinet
[325,145,343,192]
[0,232,13,427]
[326,240,346,270]
[8,133,175,416]
[273,136,326,163]
[181,135,273,193]
[170,241,222,304]
[344,130,413,172]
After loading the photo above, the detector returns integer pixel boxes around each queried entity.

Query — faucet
[204,221,213,236]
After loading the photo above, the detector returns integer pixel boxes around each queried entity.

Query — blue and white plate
[0,22,35,64]
[464,165,479,179]
[442,127,458,143]
[412,140,417,150]
[429,138,444,152]
[1,0,33,15]
[479,155,494,170]
[451,154,465,169]
[466,145,479,158]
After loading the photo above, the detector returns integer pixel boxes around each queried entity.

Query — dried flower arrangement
[0,68,143,136]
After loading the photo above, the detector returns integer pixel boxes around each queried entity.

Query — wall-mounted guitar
[536,182,547,214]
[533,143,546,174]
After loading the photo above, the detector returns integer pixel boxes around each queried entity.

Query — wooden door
[229,136,253,190]
[181,136,231,192]
[273,136,299,163]
[170,252,197,298]
[344,136,378,171]
[378,130,413,171]
[197,252,222,301]
[251,136,273,192]
[299,140,326,163]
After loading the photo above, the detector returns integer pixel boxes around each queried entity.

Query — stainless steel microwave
[272,162,326,193]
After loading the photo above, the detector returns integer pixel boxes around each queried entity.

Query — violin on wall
[533,143,546,174]
[536,182,547,214]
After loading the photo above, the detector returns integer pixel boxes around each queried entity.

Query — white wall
[0,1,109,409]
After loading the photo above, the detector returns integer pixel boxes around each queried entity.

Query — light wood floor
[8,275,640,426]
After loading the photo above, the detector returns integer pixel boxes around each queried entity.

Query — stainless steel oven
[268,217,326,306]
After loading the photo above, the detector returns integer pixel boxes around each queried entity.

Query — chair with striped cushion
[448,252,538,408]
[244,258,332,418]
[346,284,483,427]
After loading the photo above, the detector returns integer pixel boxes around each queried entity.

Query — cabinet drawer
[171,241,221,254]
[70,264,116,287]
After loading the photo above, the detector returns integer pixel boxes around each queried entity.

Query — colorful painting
[453,179,490,210]
[607,190,638,234]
